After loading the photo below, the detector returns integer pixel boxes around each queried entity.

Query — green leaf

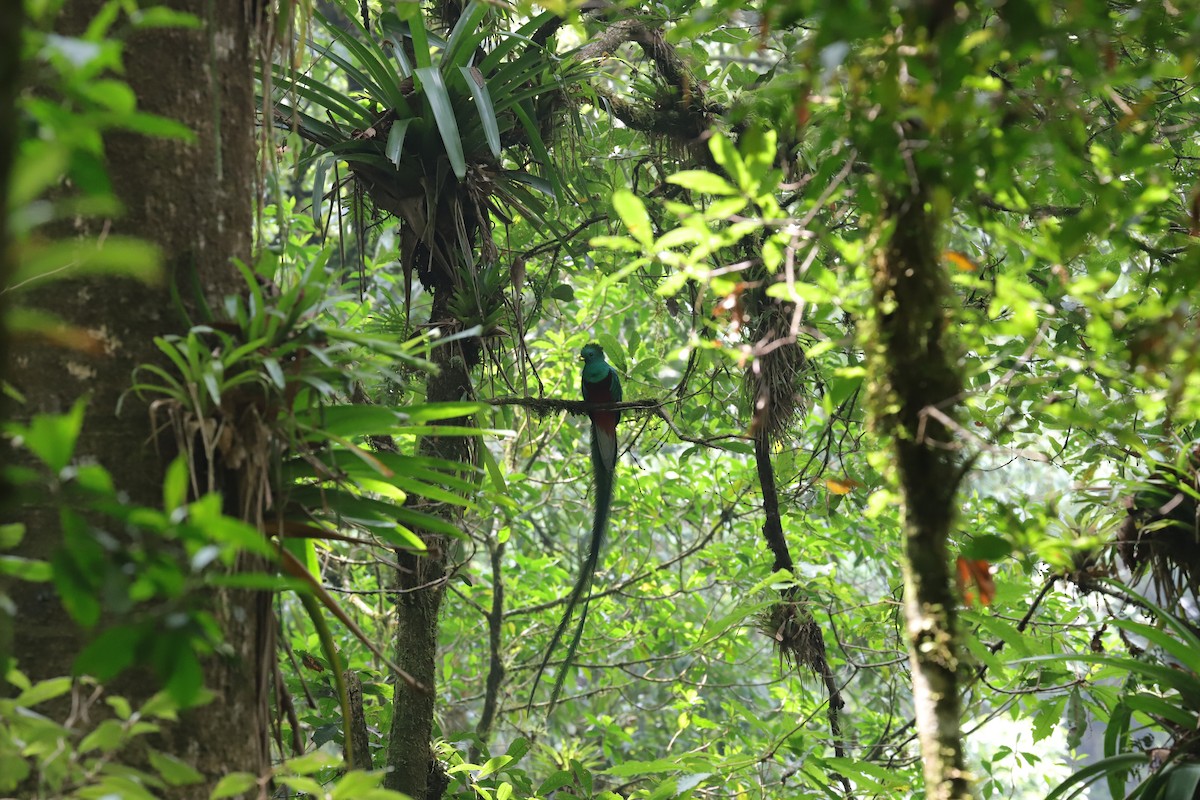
[459,66,501,157]
[210,772,258,799]
[1112,618,1200,675]
[538,771,575,794]
[386,118,413,168]
[477,11,557,74]
[667,170,738,195]
[404,5,433,69]
[11,237,162,289]
[606,758,682,777]
[162,455,189,513]
[278,776,326,796]
[443,1,490,68]
[312,156,329,228]
[8,396,88,473]
[9,140,69,207]
[164,645,204,708]
[331,770,387,800]
[415,66,466,179]
[206,573,308,591]
[1163,763,1200,800]
[0,556,52,582]
[962,534,1011,561]
[708,134,747,190]
[401,402,489,423]
[74,625,144,680]
[271,63,373,128]
[480,443,509,498]
[148,749,205,786]
[1045,753,1147,800]
[107,111,196,141]
[129,7,202,28]
[107,696,132,720]
[310,17,405,111]
[505,737,530,762]
[15,676,73,707]
[510,101,561,200]
[612,190,652,246]
[477,755,512,778]
[79,719,128,754]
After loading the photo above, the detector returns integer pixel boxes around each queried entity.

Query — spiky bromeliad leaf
[312,156,329,227]
[442,1,491,69]
[477,10,559,74]
[459,66,501,158]
[319,22,411,113]
[267,63,373,130]
[386,118,413,167]
[416,66,467,179]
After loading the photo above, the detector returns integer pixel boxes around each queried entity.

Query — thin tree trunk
[869,180,971,800]
[5,0,267,792]
[384,306,474,800]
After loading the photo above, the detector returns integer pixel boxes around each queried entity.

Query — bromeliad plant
[266,0,587,316]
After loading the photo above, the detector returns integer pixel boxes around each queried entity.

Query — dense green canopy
[3,1,1200,799]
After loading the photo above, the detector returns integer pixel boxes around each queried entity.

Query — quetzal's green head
[580,343,610,381]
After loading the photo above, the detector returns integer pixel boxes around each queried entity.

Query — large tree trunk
[4,0,267,793]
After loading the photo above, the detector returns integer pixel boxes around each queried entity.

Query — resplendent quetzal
[530,342,622,712]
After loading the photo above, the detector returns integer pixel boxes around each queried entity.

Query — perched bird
[531,342,622,713]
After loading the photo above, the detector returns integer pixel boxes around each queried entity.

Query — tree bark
[869,180,971,800]
[384,315,474,800]
[0,0,24,674]
[4,0,266,793]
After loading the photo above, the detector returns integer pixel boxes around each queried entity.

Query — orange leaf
[944,251,977,272]
[956,556,996,607]
[825,477,860,495]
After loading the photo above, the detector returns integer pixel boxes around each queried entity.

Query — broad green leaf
[148,750,204,786]
[0,556,51,581]
[210,772,258,799]
[477,754,512,778]
[0,522,25,548]
[79,719,128,754]
[667,170,737,195]
[612,190,652,246]
[15,676,73,707]
[11,237,161,291]
[538,771,575,794]
[8,397,87,474]
[708,134,747,189]
[279,749,340,775]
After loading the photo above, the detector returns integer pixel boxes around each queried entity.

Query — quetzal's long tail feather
[530,426,615,713]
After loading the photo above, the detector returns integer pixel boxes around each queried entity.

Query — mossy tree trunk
[5,0,268,793]
[868,179,971,799]
[383,293,476,800]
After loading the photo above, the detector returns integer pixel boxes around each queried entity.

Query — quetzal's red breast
[582,370,620,436]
